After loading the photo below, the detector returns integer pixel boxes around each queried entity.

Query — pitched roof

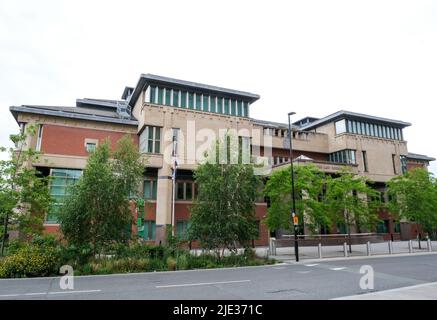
[407,152,435,162]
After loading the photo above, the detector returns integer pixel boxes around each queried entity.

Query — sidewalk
[256,240,437,261]
[334,282,437,300]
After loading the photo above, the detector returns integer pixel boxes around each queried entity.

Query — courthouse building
[9,74,435,245]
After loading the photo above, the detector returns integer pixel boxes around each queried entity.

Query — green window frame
[150,86,156,104]
[157,87,164,105]
[47,169,82,223]
[231,100,236,116]
[165,88,172,106]
[195,93,202,110]
[237,101,243,117]
[181,91,187,108]
[140,126,161,154]
[210,96,216,113]
[176,220,191,239]
[203,95,209,112]
[217,97,223,114]
[188,92,194,109]
[143,220,156,240]
[224,98,230,114]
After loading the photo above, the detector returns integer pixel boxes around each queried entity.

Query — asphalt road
[1,253,437,300]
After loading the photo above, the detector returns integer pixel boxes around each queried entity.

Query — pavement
[1,252,437,300]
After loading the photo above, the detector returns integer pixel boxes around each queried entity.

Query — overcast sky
[1,0,436,174]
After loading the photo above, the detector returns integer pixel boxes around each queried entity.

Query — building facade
[9,74,435,245]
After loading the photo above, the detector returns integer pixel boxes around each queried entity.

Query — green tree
[58,135,144,253]
[0,125,51,256]
[188,135,261,258]
[325,169,381,252]
[387,168,437,239]
[264,164,328,234]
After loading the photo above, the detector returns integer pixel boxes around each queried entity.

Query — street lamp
[287,112,299,262]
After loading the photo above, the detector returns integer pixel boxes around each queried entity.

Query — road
[1,253,437,300]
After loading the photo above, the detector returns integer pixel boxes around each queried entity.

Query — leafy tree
[0,125,51,256]
[264,164,328,234]
[188,135,261,258]
[325,169,381,252]
[58,135,144,253]
[387,168,437,239]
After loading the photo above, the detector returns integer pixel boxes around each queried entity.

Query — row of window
[147,86,250,117]
[263,128,289,137]
[328,149,357,165]
[335,119,404,141]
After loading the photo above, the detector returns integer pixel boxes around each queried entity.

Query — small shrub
[166,257,176,271]
[0,245,60,278]
[176,254,189,270]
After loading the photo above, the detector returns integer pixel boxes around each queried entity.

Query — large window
[400,155,408,174]
[143,220,156,240]
[176,220,191,239]
[342,119,403,140]
[176,181,194,200]
[144,178,157,199]
[139,126,161,154]
[145,86,250,117]
[328,149,356,164]
[47,169,82,223]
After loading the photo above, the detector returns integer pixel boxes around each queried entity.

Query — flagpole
[171,136,177,237]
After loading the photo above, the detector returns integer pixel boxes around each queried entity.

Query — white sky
[1,0,436,174]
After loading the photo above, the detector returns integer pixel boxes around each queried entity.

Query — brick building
[9,74,435,245]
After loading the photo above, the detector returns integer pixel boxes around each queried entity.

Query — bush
[166,256,176,271]
[0,245,60,278]
[176,254,189,270]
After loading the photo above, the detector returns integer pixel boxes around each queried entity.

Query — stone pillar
[155,165,173,245]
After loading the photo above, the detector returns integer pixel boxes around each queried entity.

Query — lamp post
[287,112,299,262]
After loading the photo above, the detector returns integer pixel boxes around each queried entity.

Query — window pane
[188,92,194,109]
[352,121,357,133]
[210,96,216,113]
[237,101,242,116]
[196,94,202,110]
[165,88,171,106]
[335,119,346,134]
[181,91,187,108]
[150,86,156,103]
[158,87,164,105]
[231,100,236,115]
[203,95,209,112]
[144,180,151,199]
[185,183,192,200]
[217,98,223,114]
[243,102,248,117]
[172,90,179,107]
[177,183,184,200]
[224,99,230,114]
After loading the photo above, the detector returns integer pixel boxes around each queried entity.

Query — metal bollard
[366,241,371,256]
[388,240,393,254]
[409,240,413,253]
[318,243,322,259]
[343,242,348,257]
[427,238,432,252]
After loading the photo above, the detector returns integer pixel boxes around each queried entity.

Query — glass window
[143,221,156,240]
[352,121,357,133]
[370,124,375,136]
[172,90,179,107]
[210,96,216,113]
[185,183,193,200]
[195,94,202,110]
[224,98,230,114]
[86,142,96,153]
[231,100,237,116]
[243,102,249,117]
[362,151,368,172]
[237,101,243,116]
[140,126,161,154]
[150,86,156,104]
[165,88,171,106]
[365,123,370,136]
[335,119,347,134]
[203,95,209,112]
[177,182,185,200]
[217,97,223,114]
[176,220,190,239]
[144,179,157,199]
[188,92,194,109]
[47,169,82,223]
[157,87,164,105]
[181,91,187,108]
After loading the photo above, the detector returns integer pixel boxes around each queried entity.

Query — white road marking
[0,289,101,298]
[156,280,251,288]
[297,271,312,274]
[305,264,319,267]
[330,267,347,271]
